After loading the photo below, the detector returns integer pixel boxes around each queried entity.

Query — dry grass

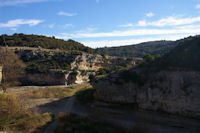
[23,83,92,99]
[0,92,52,133]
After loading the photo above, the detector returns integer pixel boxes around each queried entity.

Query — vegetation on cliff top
[153,35,200,71]
[0,33,94,53]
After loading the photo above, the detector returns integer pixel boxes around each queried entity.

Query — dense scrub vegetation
[153,35,200,71]
[0,48,25,91]
[15,50,76,73]
[96,40,178,57]
[0,33,94,53]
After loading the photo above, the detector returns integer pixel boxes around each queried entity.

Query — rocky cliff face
[15,49,137,86]
[71,53,136,71]
[92,69,200,118]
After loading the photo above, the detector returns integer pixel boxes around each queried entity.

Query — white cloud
[0,0,53,6]
[146,12,154,17]
[82,34,197,48]
[196,4,200,9]
[56,25,200,39]
[137,16,200,27]
[74,27,98,34]
[138,20,147,26]
[58,11,77,17]
[118,23,134,27]
[0,19,44,28]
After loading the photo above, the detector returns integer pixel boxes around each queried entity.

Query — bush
[75,88,95,104]
[96,68,112,75]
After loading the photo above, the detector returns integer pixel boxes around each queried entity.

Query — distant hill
[154,35,200,71]
[0,33,94,53]
[96,40,178,57]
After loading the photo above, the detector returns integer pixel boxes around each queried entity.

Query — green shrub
[75,88,95,104]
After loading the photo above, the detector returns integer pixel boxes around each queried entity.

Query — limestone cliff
[15,50,137,86]
[65,70,95,85]
[71,53,136,71]
[92,69,200,118]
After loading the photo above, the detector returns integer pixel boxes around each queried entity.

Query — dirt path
[41,96,78,133]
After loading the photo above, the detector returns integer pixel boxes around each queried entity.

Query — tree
[143,54,160,65]
[0,48,25,92]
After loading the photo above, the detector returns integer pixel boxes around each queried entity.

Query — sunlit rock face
[92,69,200,118]
[65,70,95,85]
[71,53,135,71]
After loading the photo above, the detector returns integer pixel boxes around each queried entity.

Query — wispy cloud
[0,19,44,28]
[82,34,196,48]
[196,4,200,9]
[0,0,53,6]
[137,16,200,27]
[75,27,98,33]
[146,12,154,17]
[58,11,77,17]
[118,23,134,27]
[96,0,100,3]
[56,25,200,39]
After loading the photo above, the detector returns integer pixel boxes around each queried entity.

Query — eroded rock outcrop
[92,69,200,118]
[66,70,95,85]
[16,50,138,86]
[71,53,137,71]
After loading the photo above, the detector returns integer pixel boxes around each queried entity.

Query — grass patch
[0,92,52,133]
[23,83,91,99]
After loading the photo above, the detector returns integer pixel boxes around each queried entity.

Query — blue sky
[1,0,200,48]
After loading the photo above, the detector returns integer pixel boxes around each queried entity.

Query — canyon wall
[92,69,200,118]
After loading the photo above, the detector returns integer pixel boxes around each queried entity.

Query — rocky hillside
[11,48,138,86]
[91,35,200,118]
